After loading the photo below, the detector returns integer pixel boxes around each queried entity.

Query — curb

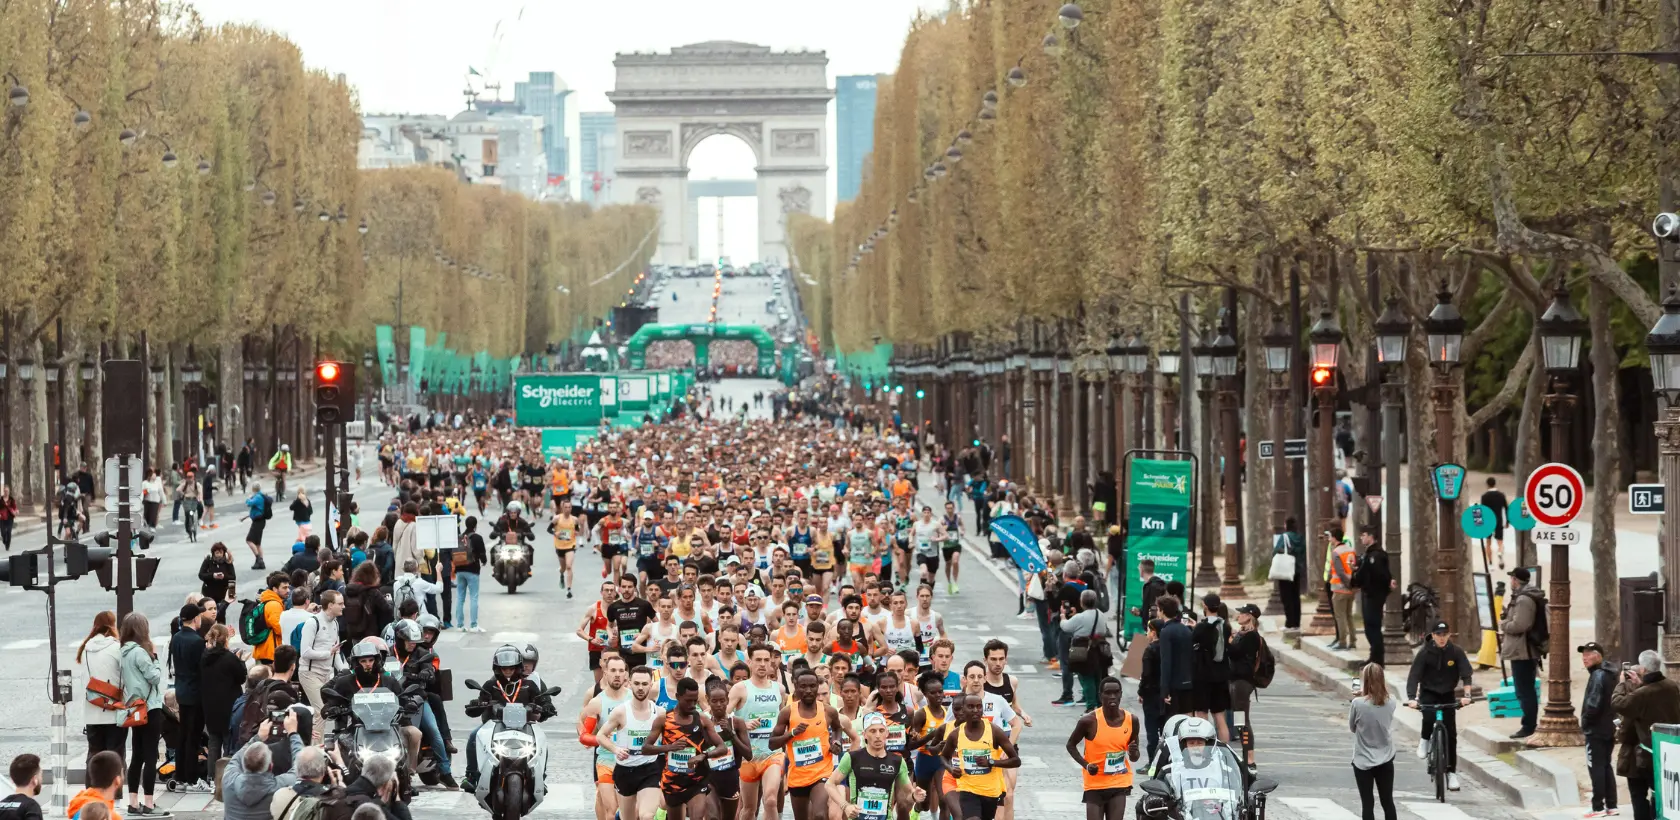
[1269,634,1570,810]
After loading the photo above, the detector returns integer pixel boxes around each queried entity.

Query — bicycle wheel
[1432,722,1448,802]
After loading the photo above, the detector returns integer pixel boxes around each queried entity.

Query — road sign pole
[115,454,133,620]
[1529,402,1585,748]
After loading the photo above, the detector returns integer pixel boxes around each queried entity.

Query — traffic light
[1310,366,1333,387]
[313,360,356,424]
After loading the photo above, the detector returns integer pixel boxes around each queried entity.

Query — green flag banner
[514,374,608,427]
[1123,458,1195,639]
[409,327,427,393]
[540,428,595,459]
[375,326,397,387]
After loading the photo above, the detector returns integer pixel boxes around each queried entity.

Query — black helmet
[520,644,540,668]
[493,645,523,679]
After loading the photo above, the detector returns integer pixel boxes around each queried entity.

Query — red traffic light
[1310,367,1333,387]
[316,361,340,382]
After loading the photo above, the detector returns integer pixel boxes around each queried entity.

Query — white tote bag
[1267,534,1297,581]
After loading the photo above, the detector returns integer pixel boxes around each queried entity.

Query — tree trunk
[1243,292,1273,573]
[1588,279,1623,657]
[28,335,48,512]
[220,338,242,455]
[1512,333,1547,567]
[1404,350,1438,589]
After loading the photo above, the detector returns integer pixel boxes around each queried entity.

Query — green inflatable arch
[624,323,778,373]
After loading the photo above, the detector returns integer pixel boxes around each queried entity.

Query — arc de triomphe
[608,41,832,267]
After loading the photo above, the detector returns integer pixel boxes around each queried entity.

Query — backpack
[1526,591,1551,658]
[340,589,372,640]
[1253,635,1276,689]
[393,577,420,611]
[261,495,274,521]
[272,786,352,820]
[349,547,368,567]
[288,614,318,653]
[239,599,273,647]
[236,679,289,745]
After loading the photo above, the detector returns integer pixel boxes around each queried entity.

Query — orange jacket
[68,789,119,820]
[251,588,284,661]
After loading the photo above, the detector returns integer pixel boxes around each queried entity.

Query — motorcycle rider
[461,645,557,793]
[520,644,548,691]
[323,639,423,774]
[490,501,536,581]
[391,619,457,788]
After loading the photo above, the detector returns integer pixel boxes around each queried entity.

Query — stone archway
[609,41,831,266]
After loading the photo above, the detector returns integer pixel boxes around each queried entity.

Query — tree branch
[1462,286,1518,364]
[1467,334,1535,431]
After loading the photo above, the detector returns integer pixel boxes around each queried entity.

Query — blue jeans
[1034,599,1056,661]
[456,572,480,628]
[1057,628,1074,699]
[419,703,452,776]
[1510,659,1540,733]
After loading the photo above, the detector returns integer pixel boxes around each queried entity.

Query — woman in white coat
[76,611,126,767]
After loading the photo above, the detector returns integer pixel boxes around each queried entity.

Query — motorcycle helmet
[351,640,383,686]
[493,645,524,682]
[507,501,525,517]
[392,619,423,651]
[1178,716,1217,768]
[520,644,540,674]
[416,614,442,646]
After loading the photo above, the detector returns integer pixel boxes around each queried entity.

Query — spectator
[273,747,334,805]
[341,563,393,645]
[197,544,236,626]
[343,755,410,820]
[1328,530,1357,652]
[219,714,304,820]
[77,612,126,767]
[1156,596,1194,716]
[288,489,312,542]
[1578,641,1618,817]
[0,753,43,820]
[1059,588,1112,710]
[1273,518,1307,630]
[168,604,208,791]
[1613,649,1680,820]
[1404,621,1473,792]
[117,613,165,817]
[251,573,289,666]
[1355,528,1394,666]
[281,536,321,578]
[1050,561,1087,706]
[392,504,421,581]
[1349,663,1398,820]
[1190,594,1232,739]
[1136,619,1165,760]
[297,591,343,742]
[199,624,247,767]
[1498,567,1543,739]
[67,751,123,820]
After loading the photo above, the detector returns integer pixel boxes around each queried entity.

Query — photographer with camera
[221,712,304,820]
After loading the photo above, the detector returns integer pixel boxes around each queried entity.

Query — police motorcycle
[321,639,427,789]
[464,646,562,820]
[490,502,536,594]
[375,619,447,786]
[1135,717,1278,820]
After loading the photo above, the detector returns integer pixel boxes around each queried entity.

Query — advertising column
[1122,458,1195,640]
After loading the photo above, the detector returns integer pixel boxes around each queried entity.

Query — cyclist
[1403,620,1473,791]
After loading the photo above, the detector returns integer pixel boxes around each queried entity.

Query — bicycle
[1412,701,1464,802]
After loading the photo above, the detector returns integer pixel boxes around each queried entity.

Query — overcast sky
[189,0,943,262]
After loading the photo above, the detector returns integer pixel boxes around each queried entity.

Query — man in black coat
[1356,527,1395,666]
[1578,642,1619,816]
[1156,596,1194,716]
[169,603,207,788]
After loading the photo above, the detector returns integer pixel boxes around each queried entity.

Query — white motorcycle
[491,531,533,594]
[464,682,561,820]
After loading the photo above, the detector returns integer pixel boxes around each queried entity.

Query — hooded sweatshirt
[220,735,303,820]
[66,789,117,820]
[251,589,285,662]
[78,635,123,727]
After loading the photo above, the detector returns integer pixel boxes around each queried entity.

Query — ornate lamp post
[362,351,376,424]
[1211,319,1244,598]
[1306,307,1344,635]
[181,359,204,464]
[1191,328,1220,588]
[1646,289,1680,675]
[1029,334,1053,493]
[1107,333,1127,474]
[1159,347,1181,450]
[1530,280,1586,748]
[1124,333,1150,451]
[1422,283,1467,642]
[1374,297,1413,664]
[1263,313,1295,620]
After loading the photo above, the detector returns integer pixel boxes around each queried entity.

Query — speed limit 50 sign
[1524,462,1585,528]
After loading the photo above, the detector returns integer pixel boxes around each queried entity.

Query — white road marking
[1279,797,1362,820]
[1008,664,1037,674]
[1030,789,1085,810]
[2,639,48,650]
[1401,801,1483,820]
[492,631,542,645]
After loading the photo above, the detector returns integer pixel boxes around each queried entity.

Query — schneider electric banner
[1122,458,1195,639]
[619,374,651,413]
[514,375,606,428]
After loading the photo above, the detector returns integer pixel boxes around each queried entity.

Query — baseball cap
[1432,620,1450,634]
[1578,641,1605,654]
[641,509,655,519]
[180,603,204,622]
[805,594,823,604]
[1236,603,1261,619]
[1508,567,1531,583]
[745,584,765,599]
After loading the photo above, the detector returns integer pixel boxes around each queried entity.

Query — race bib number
[667,749,694,773]
[627,730,648,752]
[594,628,610,646]
[886,723,906,751]
[1104,750,1129,775]
[792,541,809,558]
[792,737,823,768]
[640,541,655,557]
[859,787,890,820]
[609,533,627,546]
[748,719,773,739]
[620,628,639,648]
[712,746,735,770]
[960,748,993,775]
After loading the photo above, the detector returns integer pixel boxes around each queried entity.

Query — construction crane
[462,5,523,108]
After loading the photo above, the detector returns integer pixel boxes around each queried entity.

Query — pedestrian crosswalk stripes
[1401,800,1486,820]
[1278,796,1515,820]
[1280,797,1363,820]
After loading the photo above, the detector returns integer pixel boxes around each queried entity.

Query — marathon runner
[548,497,586,597]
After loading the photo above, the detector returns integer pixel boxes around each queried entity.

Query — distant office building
[579,112,618,205]
[835,74,881,202]
[514,71,572,189]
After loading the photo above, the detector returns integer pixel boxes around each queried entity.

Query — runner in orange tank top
[1066,676,1141,819]
[771,667,855,820]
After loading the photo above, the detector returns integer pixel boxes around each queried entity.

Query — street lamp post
[1030,332,1053,496]
[1307,307,1344,636]
[363,351,376,428]
[1645,288,1680,676]
[1423,283,1467,645]
[1212,319,1244,599]
[78,355,95,467]
[1530,280,1586,748]
[1125,333,1150,453]
[1107,335,1126,477]
[1192,327,1220,589]
[1374,297,1413,665]
[1159,348,1181,450]
[1263,313,1295,620]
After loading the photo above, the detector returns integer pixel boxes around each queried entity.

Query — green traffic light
[916,389,925,399]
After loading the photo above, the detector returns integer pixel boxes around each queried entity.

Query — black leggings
[128,722,160,796]
[1352,760,1396,820]
[86,725,127,772]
